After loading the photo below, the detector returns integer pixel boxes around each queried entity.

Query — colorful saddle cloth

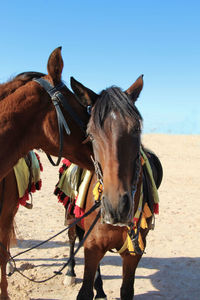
[55,149,159,227]
[14,151,43,206]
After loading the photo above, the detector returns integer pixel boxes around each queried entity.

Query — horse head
[31,47,93,170]
[0,47,95,181]
[71,76,144,225]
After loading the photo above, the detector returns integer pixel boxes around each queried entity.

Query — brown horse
[0,47,95,299]
[0,73,45,300]
[0,47,94,182]
[66,75,163,300]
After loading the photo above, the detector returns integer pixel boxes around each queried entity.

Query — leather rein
[33,78,87,166]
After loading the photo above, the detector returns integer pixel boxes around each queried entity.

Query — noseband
[33,78,87,166]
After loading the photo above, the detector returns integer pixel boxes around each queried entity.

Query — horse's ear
[47,47,64,85]
[70,77,98,107]
[125,75,144,102]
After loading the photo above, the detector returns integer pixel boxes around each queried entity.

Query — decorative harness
[91,149,145,255]
[33,78,88,166]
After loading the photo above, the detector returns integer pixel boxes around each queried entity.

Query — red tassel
[31,183,36,193]
[74,205,85,228]
[36,179,42,190]
[62,159,71,167]
[133,217,139,227]
[59,166,64,174]
[19,191,29,206]
[63,196,70,207]
[154,203,159,214]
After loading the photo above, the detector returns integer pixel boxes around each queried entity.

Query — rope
[1,201,100,283]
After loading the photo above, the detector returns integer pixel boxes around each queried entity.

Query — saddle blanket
[13,151,43,206]
[55,151,160,255]
[55,150,159,222]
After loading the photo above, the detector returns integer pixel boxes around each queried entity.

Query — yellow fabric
[76,170,92,208]
[93,182,103,201]
[138,232,145,251]
[118,231,145,256]
[57,165,92,208]
[140,216,148,230]
[13,151,41,198]
[118,203,152,255]
[56,164,81,199]
[14,158,30,198]
[140,148,159,204]
[143,202,152,218]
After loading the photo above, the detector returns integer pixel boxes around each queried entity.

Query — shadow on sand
[101,255,200,300]
[12,239,200,299]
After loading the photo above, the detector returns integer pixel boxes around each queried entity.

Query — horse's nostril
[118,193,131,216]
[102,195,114,218]
[123,193,130,208]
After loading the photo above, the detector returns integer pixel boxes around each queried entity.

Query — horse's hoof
[6,262,14,275]
[63,275,76,286]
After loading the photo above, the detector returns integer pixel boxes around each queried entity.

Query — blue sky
[0,0,199,134]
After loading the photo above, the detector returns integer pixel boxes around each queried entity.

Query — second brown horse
[60,75,163,299]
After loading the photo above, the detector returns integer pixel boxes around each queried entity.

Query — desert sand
[7,134,200,300]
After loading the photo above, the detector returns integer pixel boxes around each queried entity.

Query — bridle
[33,77,88,166]
[131,152,142,200]
[90,135,142,203]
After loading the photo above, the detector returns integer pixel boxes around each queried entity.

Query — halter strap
[33,78,87,166]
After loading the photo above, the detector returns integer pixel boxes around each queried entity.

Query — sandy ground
[7,134,200,300]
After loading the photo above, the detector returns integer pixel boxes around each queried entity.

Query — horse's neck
[0,79,23,101]
[0,82,94,178]
[0,89,43,181]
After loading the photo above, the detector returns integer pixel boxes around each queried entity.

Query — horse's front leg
[0,224,14,300]
[120,253,142,300]
[64,224,77,286]
[94,264,107,300]
[0,252,9,300]
[77,247,105,300]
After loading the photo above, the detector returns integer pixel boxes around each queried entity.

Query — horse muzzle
[101,192,134,226]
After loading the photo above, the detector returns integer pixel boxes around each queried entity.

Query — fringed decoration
[153,203,159,214]
[54,186,72,208]
[133,218,139,227]
[35,179,42,190]
[59,159,71,175]
[74,197,85,228]
[18,191,29,207]
[18,179,42,207]
[31,183,36,193]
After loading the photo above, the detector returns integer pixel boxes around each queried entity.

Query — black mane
[92,87,142,129]
[15,71,46,80]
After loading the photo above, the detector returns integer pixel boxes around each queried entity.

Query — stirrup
[24,202,33,209]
